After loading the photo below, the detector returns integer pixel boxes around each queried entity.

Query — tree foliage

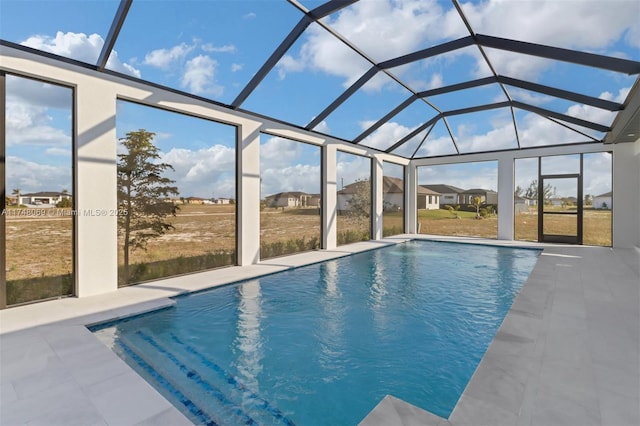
[117,129,179,284]
[469,196,483,218]
[347,178,371,218]
[524,179,554,202]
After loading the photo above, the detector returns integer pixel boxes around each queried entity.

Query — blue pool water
[92,240,539,425]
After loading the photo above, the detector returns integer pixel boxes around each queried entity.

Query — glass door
[538,175,583,244]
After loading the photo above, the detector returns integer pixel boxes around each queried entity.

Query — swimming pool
[92,240,539,425]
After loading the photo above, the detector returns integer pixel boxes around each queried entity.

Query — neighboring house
[549,198,564,207]
[421,184,465,207]
[417,186,440,210]
[265,191,312,208]
[337,176,438,212]
[593,191,612,209]
[459,188,498,205]
[19,191,72,206]
[212,198,231,205]
[308,194,321,208]
[515,196,533,213]
[185,197,205,204]
[337,181,367,212]
[382,176,405,211]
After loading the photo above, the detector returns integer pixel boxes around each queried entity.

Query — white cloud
[243,12,257,19]
[21,31,140,77]
[462,0,639,51]
[336,153,372,187]
[143,42,195,69]
[46,147,72,156]
[202,43,236,53]
[417,161,498,192]
[312,120,330,134]
[181,55,223,96]
[160,145,236,198]
[260,136,305,169]
[279,0,637,89]
[231,63,243,72]
[359,121,418,150]
[508,88,554,106]
[261,164,321,197]
[462,0,640,78]
[5,156,71,193]
[5,102,70,147]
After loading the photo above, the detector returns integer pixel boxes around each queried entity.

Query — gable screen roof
[1,0,638,159]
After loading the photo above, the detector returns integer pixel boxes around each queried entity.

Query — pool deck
[1,236,638,426]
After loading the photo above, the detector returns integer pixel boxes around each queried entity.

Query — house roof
[594,191,612,198]
[338,180,369,195]
[21,191,71,197]
[265,191,310,199]
[417,185,440,196]
[461,188,497,195]
[382,176,404,194]
[422,184,465,194]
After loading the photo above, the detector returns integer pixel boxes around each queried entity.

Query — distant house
[593,191,612,209]
[382,176,405,211]
[212,198,231,205]
[515,196,536,213]
[265,191,312,208]
[337,180,372,212]
[185,196,205,204]
[417,186,440,210]
[459,188,498,205]
[337,176,435,212]
[308,194,321,208]
[19,191,72,206]
[421,184,465,207]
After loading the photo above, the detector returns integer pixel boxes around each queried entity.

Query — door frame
[537,157,584,244]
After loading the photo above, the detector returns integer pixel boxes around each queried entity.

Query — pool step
[118,331,295,425]
[114,336,218,426]
[168,333,295,426]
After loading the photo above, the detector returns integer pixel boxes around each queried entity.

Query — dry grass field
[3,204,611,303]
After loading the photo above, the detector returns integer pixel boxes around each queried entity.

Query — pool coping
[1,236,638,425]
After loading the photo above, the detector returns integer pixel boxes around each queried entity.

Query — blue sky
[1,0,637,197]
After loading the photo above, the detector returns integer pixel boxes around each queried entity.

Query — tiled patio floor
[1,236,638,426]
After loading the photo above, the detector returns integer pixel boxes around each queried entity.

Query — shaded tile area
[1,320,191,426]
[359,395,451,426]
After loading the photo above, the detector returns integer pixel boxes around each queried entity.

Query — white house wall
[613,139,640,249]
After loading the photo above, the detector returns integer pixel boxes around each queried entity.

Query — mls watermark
[1,208,128,217]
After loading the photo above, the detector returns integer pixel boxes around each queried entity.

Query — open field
[3,204,612,303]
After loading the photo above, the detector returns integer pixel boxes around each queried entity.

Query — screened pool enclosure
[1,0,639,307]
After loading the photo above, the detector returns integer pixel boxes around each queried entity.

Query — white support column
[612,141,640,248]
[405,163,417,234]
[237,122,262,265]
[75,81,118,297]
[323,145,337,249]
[372,155,384,240]
[497,156,515,240]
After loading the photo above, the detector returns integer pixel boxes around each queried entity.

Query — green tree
[469,196,483,218]
[514,185,524,197]
[584,194,593,206]
[56,198,72,208]
[11,188,21,205]
[117,130,179,284]
[525,179,553,203]
[347,178,371,218]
